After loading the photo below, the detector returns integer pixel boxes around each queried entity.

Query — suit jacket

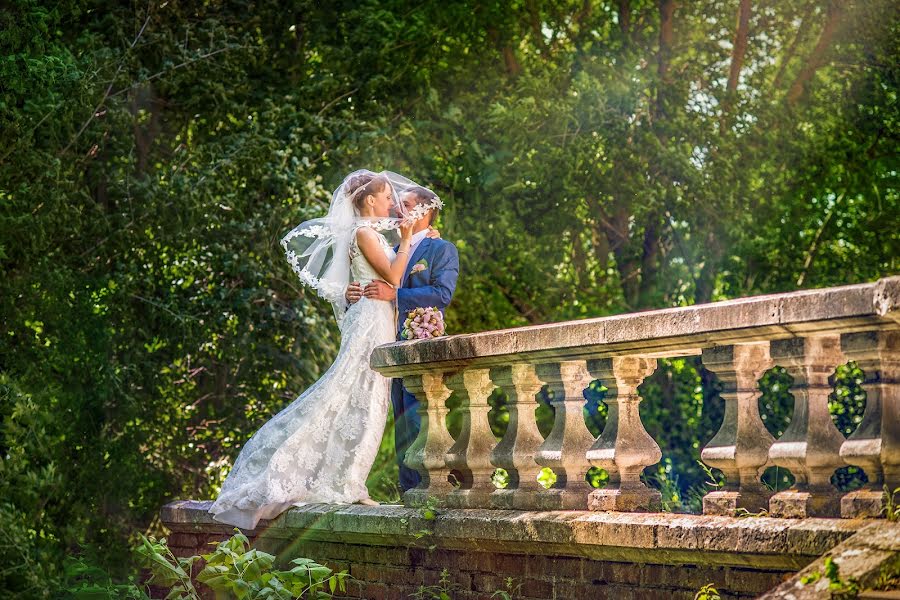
[395,237,460,339]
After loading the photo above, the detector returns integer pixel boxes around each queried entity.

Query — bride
[209,170,441,530]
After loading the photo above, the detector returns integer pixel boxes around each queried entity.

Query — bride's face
[368,185,393,218]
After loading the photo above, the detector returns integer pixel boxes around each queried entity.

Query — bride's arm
[356,227,412,288]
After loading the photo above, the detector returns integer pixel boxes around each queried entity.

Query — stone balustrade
[371,277,900,519]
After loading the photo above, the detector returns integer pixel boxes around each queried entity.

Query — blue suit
[392,237,460,492]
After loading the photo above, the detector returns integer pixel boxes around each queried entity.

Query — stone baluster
[768,335,846,517]
[444,369,498,508]
[489,364,546,510]
[586,357,661,512]
[533,361,595,510]
[839,331,900,518]
[700,343,775,515]
[401,373,456,508]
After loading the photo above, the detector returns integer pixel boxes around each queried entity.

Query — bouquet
[401,306,445,340]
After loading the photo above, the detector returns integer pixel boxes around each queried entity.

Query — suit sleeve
[397,243,460,317]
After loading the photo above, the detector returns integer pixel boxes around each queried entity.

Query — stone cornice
[371,276,900,376]
[162,500,862,571]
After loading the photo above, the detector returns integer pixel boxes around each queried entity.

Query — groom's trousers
[390,378,422,492]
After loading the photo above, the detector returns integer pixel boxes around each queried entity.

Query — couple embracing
[209,170,459,530]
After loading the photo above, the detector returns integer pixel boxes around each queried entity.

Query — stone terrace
[162,276,900,599]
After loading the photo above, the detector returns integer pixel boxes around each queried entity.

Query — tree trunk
[655,0,676,123]
[726,0,752,96]
[637,211,661,309]
[786,0,844,105]
[618,0,631,38]
[720,0,752,130]
[772,1,815,89]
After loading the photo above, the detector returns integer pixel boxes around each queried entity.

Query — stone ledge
[369,276,900,375]
[760,522,900,598]
[161,501,866,571]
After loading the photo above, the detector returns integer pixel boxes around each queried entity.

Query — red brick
[452,570,473,591]
[382,565,425,587]
[546,556,583,580]
[383,584,419,600]
[553,579,609,600]
[423,568,454,587]
[165,532,198,548]
[594,584,639,600]
[409,548,428,567]
[495,553,529,576]
[639,563,727,591]
[468,551,497,573]
[472,572,504,592]
[526,554,549,579]
[520,578,554,599]
[360,582,388,600]
[341,578,366,598]
[725,567,790,595]
[583,560,643,586]
[636,589,698,600]
[422,549,462,571]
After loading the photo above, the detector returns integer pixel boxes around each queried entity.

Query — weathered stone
[586,356,661,512]
[759,522,900,599]
[840,330,900,518]
[401,372,456,507]
[488,364,546,510]
[444,369,498,508]
[162,502,858,566]
[159,501,878,599]
[533,360,595,510]
[768,335,846,518]
[700,343,775,516]
[370,277,900,376]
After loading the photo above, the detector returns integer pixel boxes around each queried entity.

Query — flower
[401,306,445,340]
[410,259,428,274]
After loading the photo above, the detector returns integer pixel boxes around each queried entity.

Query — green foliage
[1,0,897,595]
[136,535,199,599]
[198,531,348,599]
[411,569,454,600]
[491,577,522,600]
[59,557,149,600]
[884,486,900,522]
[694,583,722,600]
[801,557,860,599]
[136,531,348,600]
[871,557,900,591]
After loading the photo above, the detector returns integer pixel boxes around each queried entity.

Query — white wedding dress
[209,228,397,530]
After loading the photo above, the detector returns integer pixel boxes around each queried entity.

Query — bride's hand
[425,227,441,239]
[399,221,414,241]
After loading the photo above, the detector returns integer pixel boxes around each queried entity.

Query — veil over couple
[209,170,459,530]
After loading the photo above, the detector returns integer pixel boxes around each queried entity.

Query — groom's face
[401,194,418,214]
[401,193,430,223]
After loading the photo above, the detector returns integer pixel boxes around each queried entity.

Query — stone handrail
[371,277,900,518]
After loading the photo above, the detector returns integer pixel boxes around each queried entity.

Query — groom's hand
[345,282,363,304]
[363,280,396,301]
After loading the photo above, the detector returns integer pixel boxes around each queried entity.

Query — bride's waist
[355,278,394,290]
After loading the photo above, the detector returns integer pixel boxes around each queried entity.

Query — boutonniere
[410,259,428,274]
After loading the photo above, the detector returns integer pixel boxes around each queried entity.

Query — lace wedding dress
[209,228,397,530]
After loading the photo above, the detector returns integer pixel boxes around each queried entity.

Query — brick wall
[162,530,787,600]
[159,501,860,600]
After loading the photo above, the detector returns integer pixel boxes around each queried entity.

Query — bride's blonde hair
[347,172,389,214]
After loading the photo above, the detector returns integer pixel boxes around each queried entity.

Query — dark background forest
[1,0,897,596]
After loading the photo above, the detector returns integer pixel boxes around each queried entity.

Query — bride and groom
[208,170,459,530]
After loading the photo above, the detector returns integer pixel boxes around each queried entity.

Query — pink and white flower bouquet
[401,306,445,340]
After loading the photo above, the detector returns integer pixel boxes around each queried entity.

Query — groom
[345,186,459,492]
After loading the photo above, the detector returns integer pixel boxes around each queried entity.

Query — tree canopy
[1,0,897,596]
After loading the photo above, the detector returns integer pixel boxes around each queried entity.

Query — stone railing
[371,277,900,519]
